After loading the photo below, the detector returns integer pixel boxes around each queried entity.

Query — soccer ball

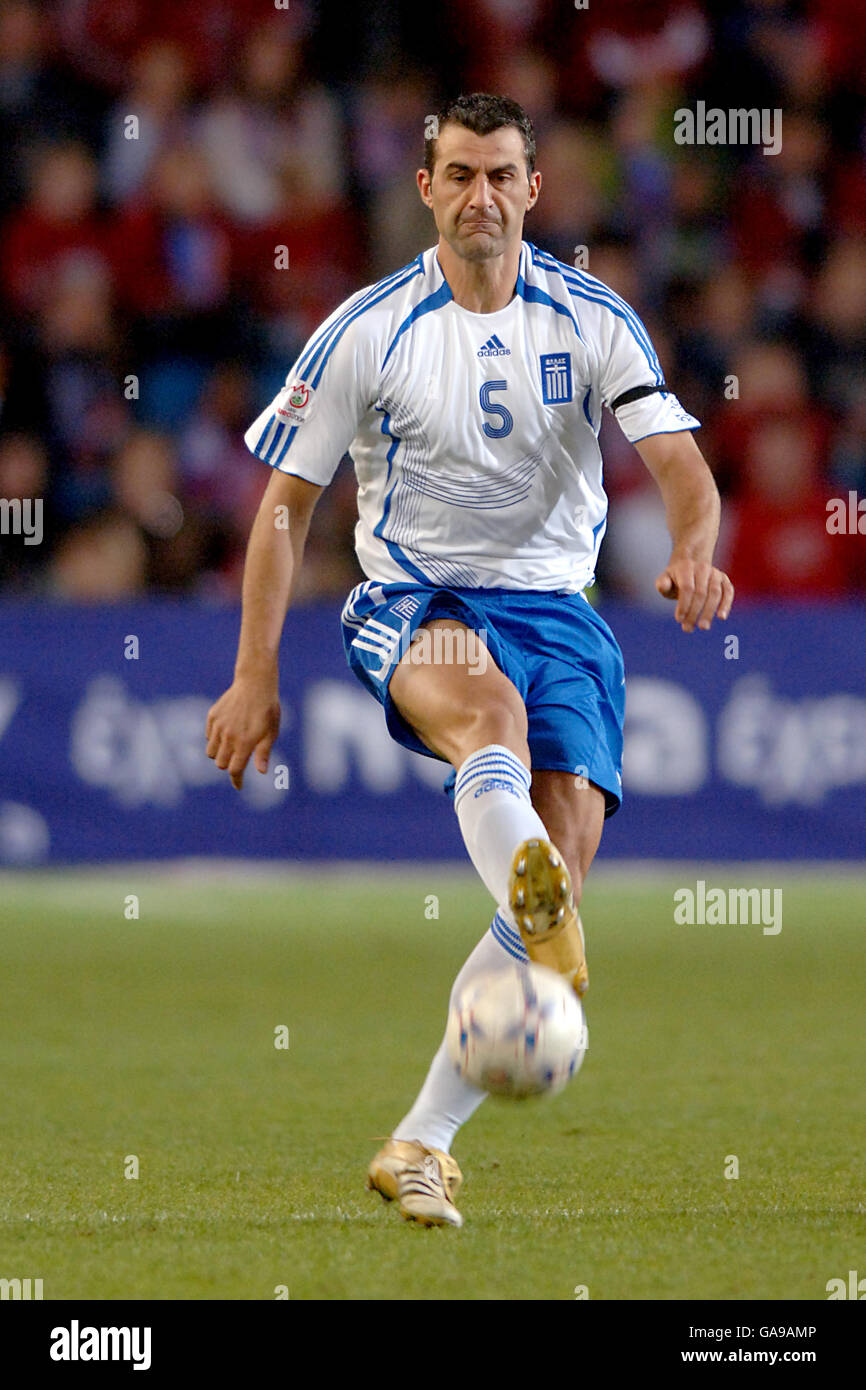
[446,962,588,1099]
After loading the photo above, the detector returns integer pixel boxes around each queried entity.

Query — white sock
[391,920,528,1153]
[453,744,549,905]
[391,746,547,1154]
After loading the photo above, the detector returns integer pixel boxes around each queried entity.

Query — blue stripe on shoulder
[381,280,454,371]
[514,272,584,341]
[297,255,424,380]
[259,258,426,471]
[307,261,425,389]
[252,412,278,456]
[270,424,298,468]
[530,245,662,383]
[531,245,643,325]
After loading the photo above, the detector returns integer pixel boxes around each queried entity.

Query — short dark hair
[424,93,536,179]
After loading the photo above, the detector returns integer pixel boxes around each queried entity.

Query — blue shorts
[340,581,625,817]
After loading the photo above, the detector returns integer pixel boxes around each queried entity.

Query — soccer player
[206,94,734,1228]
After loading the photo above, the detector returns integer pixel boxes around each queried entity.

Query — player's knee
[456,690,528,761]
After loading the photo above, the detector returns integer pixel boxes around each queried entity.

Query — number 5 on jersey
[479,380,513,439]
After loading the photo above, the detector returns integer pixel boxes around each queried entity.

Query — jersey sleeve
[592,292,700,443]
[243,302,379,485]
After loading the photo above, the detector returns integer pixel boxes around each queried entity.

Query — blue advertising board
[0,600,864,864]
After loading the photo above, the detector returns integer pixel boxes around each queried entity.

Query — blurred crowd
[0,0,864,603]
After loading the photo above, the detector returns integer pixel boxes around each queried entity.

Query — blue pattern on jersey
[373,407,436,585]
[379,395,539,514]
[381,279,454,371]
[375,420,478,587]
[532,245,647,337]
[530,245,664,386]
[308,264,425,389]
[560,265,663,382]
[252,413,286,463]
[514,272,584,340]
[271,423,298,467]
[251,260,426,471]
[298,255,423,380]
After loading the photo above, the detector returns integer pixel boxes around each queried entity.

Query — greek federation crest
[540,352,573,405]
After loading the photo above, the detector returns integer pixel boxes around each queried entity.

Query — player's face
[418,124,541,263]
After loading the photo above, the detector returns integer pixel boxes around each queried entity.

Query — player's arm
[636,430,734,633]
[207,287,376,785]
[206,470,323,789]
[590,281,734,633]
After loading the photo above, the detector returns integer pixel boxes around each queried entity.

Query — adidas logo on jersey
[477,335,511,357]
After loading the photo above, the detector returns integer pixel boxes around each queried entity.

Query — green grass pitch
[0,865,863,1301]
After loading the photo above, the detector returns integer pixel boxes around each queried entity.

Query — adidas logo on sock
[477,335,511,357]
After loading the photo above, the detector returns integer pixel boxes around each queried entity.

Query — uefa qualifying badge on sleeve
[276,380,316,426]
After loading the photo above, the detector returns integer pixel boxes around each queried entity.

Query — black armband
[610,383,667,412]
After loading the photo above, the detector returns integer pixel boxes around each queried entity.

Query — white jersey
[244,240,699,592]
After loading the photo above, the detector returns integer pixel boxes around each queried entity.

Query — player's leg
[370,620,571,1223]
[368,917,525,1226]
[387,618,529,767]
[496,589,625,996]
[367,596,621,1224]
[530,769,606,906]
[390,617,601,1012]
[505,769,606,994]
[372,626,591,1188]
[388,619,552,908]
[365,921,509,1228]
[377,775,603,1203]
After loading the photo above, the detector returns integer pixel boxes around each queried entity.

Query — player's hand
[205,674,281,791]
[655,556,734,633]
